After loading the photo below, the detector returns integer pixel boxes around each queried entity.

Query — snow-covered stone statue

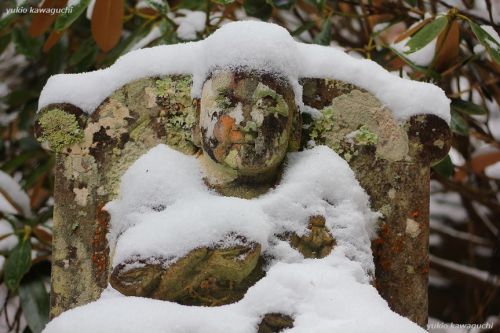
[35,21,451,333]
[108,70,335,316]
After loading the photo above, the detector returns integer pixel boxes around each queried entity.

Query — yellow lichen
[38,108,83,152]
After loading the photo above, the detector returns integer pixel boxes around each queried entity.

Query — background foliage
[0,0,499,332]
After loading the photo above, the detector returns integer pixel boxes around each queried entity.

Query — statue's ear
[192,98,202,148]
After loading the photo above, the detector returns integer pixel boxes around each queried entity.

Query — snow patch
[38,21,450,123]
[43,144,425,333]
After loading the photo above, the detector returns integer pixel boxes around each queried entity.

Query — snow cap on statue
[201,21,300,80]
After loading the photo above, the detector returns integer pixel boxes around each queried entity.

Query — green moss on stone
[155,76,197,153]
[309,106,335,142]
[356,125,378,145]
[38,108,83,152]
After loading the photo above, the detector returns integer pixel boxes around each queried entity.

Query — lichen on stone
[252,83,288,117]
[155,75,197,153]
[38,108,83,152]
[355,125,378,145]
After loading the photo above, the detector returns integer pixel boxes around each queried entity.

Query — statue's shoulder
[300,78,408,162]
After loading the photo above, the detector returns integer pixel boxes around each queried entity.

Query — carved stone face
[200,71,296,176]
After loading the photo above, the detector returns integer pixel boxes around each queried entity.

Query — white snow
[43,260,426,333]
[86,0,95,20]
[0,220,18,252]
[43,144,425,333]
[174,10,206,40]
[0,170,32,218]
[107,145,377,273]
[392,36,437,66]
[485,161,500,178]
[38,21,450,123]
[66,0,82,7]
[129,26,162,51]
[480,24,500,48]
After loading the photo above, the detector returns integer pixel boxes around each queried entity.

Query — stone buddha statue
[109,70,335,331]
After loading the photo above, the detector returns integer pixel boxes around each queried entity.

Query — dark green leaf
[304,0,324,11]
[99,24,154,67]
[69,38,98,66]
[450,110,469,136]
[291,21,314,36]
[146,0,170,13]
[54,0,90,31]
[0,33,11,55]
[451,98,487,115]
[212,0,235,4]
[19,274,49,333]
[5,89,39,107]
[22,157,54,189]
[178,0,206,10]
[432,155,454,177]
[469,21,500,64]
[244,0,273,20]
[390,47,441,80]
[12,29,41,60]
[314,19,332,46]
[269,0,296,9]
[0,13,16,31]
[4,238,32,291]
[405,16,448,54]
[404,0,417,5]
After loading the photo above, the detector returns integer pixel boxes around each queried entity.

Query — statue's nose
[213,115,244,144]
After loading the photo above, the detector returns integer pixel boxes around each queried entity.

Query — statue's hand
[290,215,336,259]
[110,238,264,306]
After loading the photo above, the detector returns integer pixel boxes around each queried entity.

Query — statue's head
[198,70,300,177]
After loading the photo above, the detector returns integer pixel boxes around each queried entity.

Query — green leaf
[405,16,448,54]
[269,0,296,9]
[178,0,205,10]
[314,19,332,46]
[22,157,54,189]
[69,38,98,66]
[0,13,16,31]
[291,21,314,36]
[451,98,487,115]
[212,0,235,4]
[469,21,500,64]
[244,0,273,20]
[4,238,32,291]
[19,274,49,333]
[389,47,441,80]
[432,155,454,177]
[450,110,469,136]
[146,0,170,14]
[12,29,41,60]
[304,0,324,11]
[0,33,11,55]
[54,0,90,31]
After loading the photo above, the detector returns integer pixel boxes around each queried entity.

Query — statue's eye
[257,95,277,108]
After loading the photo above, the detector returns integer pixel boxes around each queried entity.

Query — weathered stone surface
[199,70,301,198]
[36,73,450,328]
[257,313,294,333]
[35,75,200,317]
[110,241,264,306]
[301,78,451,326]
[290,215,336,259]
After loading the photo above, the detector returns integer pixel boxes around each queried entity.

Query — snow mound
[42,145,426,333]
[38,21,450,123]
[107,145,377,274]
[43,260,426,333]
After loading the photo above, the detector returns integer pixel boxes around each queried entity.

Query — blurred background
[0,0,498,332]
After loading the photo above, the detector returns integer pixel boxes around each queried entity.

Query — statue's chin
[223,159,282,177]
